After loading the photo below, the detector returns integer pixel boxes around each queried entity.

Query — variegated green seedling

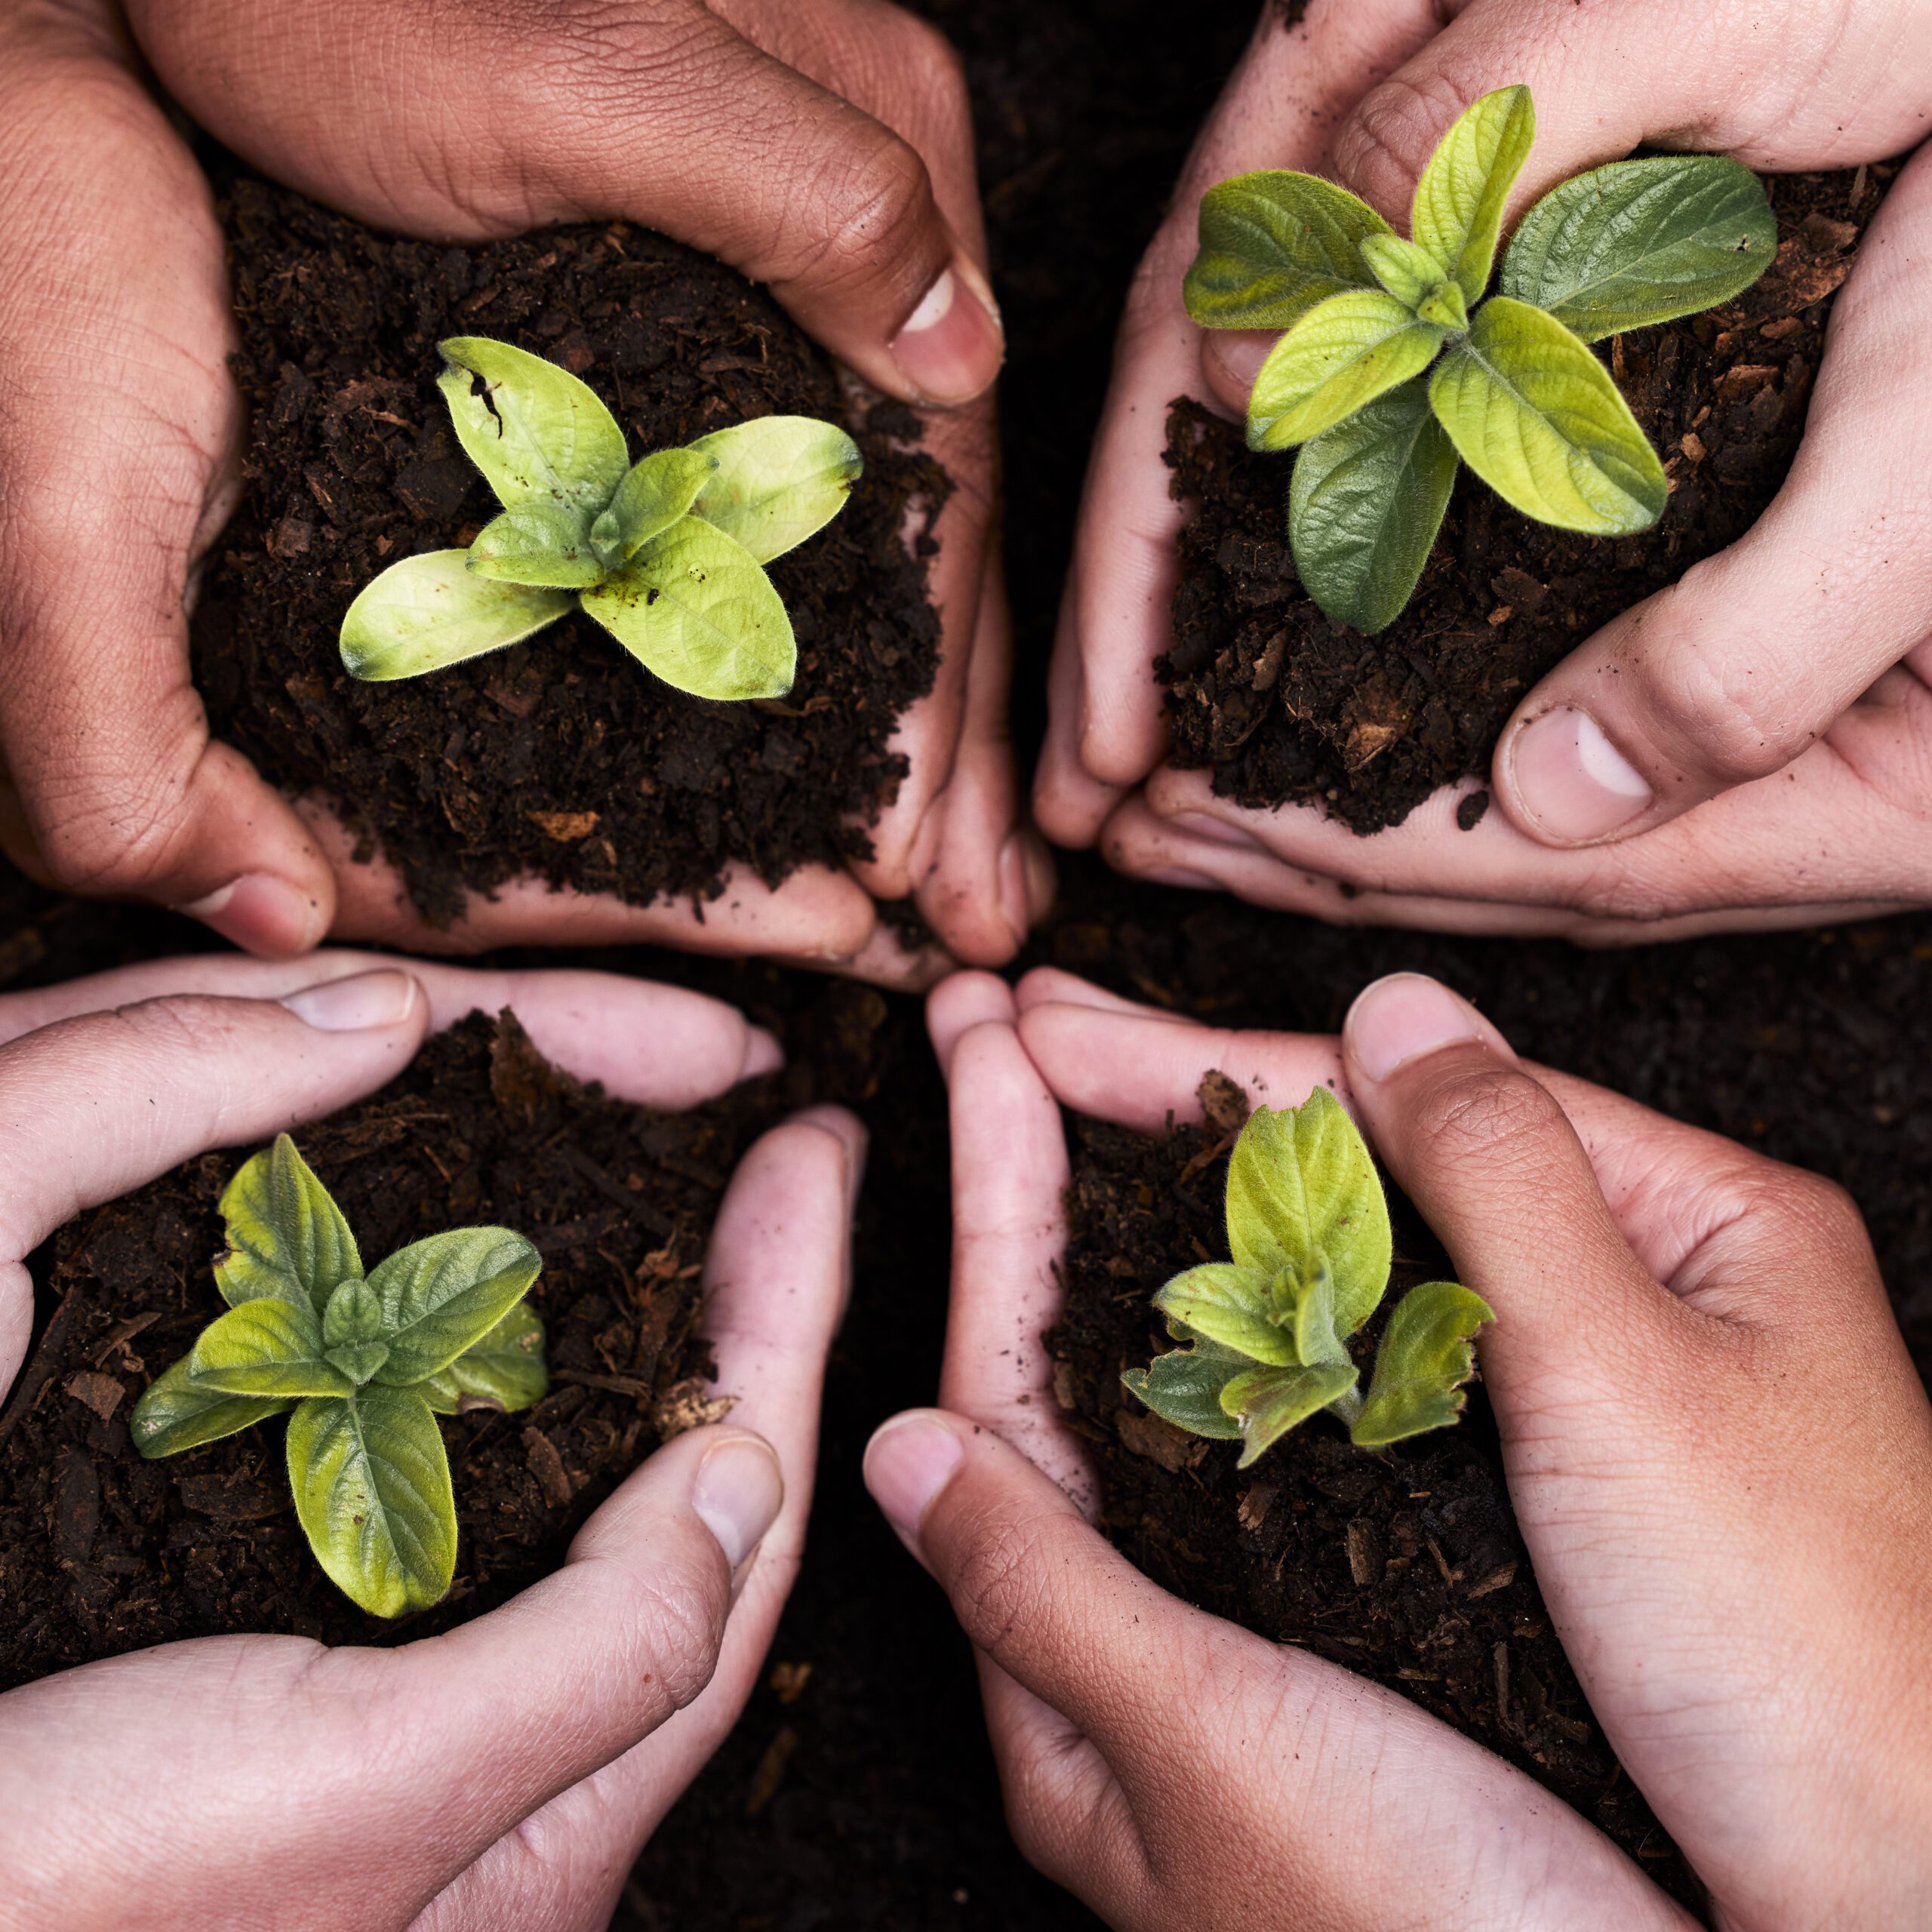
[1183,86,1776,632]
[131,1134,546,1618]
[340,337,863,701]
[1122,1088,1492,1466]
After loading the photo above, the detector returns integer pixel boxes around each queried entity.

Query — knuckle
[943,1504,1044,1659]
[620,1559,730,1711]
[1412,1063,1571,1177]
[1332,67,1481,212]
[777,127,940,298]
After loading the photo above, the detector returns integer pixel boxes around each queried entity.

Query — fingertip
[785,1104,869,1215]
[278,966,424,1034]
[1199,329,1273,414]
[889,256,1005,408]
[1498,707,1655,847]
[1341,973,1513,1087]
[928,970,1018,1075]
[690,1429,785,1572]
[176,870,331,955]
[863,1408,967,1549]
[740,1024,785,1081]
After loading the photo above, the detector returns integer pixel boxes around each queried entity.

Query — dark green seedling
[1184,86,1776,632]
[131,1135,546,1618]
[340,337,863,701]
[1122,1088,1492,1466]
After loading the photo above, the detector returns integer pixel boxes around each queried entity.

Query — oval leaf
[469,502,604,589]
[1224,1090,1392,1339]
[437,336,629,513]
[1287,1255,1347,1369]
[215,1133,361,1314]
[590,446,715,566]
[1121,1338,1247,1441]
[368,1228,542,1386]
[1352,1281,1494,1447]
[188,1297,352,1401]
[287,1389,455,1618]
[1501,153,1777,342]
[1152,1262,1297,1366]
[1249,290,1444,451]
[1183,171,1392,331]
[1359,232,1448,310]
[1220,1362,1360,1469]
[131,1357,290,1460]
[340,551,573,682]
[1411,84,1536,305]
[418,1303,549,1416]
[1429,297,1667,534]
[324,1278,391,1386]
[1290,376,1458,633]
[686,417,863,565]
[580,516,796,701]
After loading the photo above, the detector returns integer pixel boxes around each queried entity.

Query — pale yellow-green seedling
[1184,87,1777,631]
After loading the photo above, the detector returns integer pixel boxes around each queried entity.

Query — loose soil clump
[195,173,946,926]
[1161,165,1890,834]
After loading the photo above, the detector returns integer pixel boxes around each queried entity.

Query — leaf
[367,1227,543,1386]
[1287,1254,1348,1368]
[1119,1337,1247,1441]
[1183,171,1392,331]
[214,1135,361,1315]
[1220,1362,1360,1468]
[1358,233,1448,310]
[1429,297,1667,534]
[323,1278,391,1386]
[1501,154,1777,341]
[468,503,605,589]
[1352,1281,1494,1447]
[589,446,715,566]
[687,417,863,565]
[580,516,796,701]
[1151,1263,1298,1366]
[131,1356,290,1459]
[186,1297,354,1401]
[1248,290,1444,451]
[1411,84,1536,306]
[1223,1089,1392,1339]
[340,551,574,682]
[286,1388,456,1619]
[418,1303,549,1416]
[1290,377,1459,633]
[436,335,629,513]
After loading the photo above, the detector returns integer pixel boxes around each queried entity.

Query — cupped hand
[861,966,1932,1930]
[0,950,863,1932]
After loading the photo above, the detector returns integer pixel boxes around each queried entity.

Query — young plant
[130,1134,547,1618]
[1122,1088,1492,1466]
[1183,86,1776,632]
[340,336,863,701]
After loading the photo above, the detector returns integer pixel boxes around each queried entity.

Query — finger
[926,968,1017,1076]
[1012,968,1173,1020]
[1033,604,1128,848]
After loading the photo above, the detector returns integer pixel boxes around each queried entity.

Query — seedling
[340,336,863,701]
[131,1135,547,1618]
[1183,86,1776,631]
[1123,1088,1491,1466]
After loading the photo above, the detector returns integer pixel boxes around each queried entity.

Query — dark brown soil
[194,174,946,926]
[1049,1091,1697,1905]
[1161,164,1891,832]
[0,1008,766,1684]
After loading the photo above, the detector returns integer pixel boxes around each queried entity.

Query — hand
[863,965,1932,1930]
[0,950,863,1931]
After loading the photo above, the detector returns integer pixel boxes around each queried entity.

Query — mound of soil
[195,174,947,927]
[0,1010,766,1686]
[1161,164,1890,833]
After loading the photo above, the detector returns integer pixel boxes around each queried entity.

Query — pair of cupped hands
[1,951,1928,1930]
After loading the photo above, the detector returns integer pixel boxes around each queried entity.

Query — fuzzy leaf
[1411,85,1536,305]
[1152,1263,1297,1366]
[687,417,863,564]
[418,1303,549,1416]
[1429,297,1667,534]
[1248,289,1444,450]
[1120,1337,1247,1441]
[1290,376,1458,633]
[437,335,629,513]
[287,1388,456,1618]
[1501,154,1777,341]
[1358,233,1448,311]
[468,502,605,589]
[1288,1254,1347,1368]
[186,1297,353,1401]
[1224,1089,1392,1337]
[581,516,795,700]
[130,1357,290,1459]
[1221,1362,1360,1468]
[214,1135,361,1315]
[1352,1281,1494,1447]
[368,1228,543,1386]
[340,551,574,682]
[1183,171,1391,331]
[323,1278,391,1386]
[590,446,715,566]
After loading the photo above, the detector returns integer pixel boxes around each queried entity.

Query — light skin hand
[865,966,1932,1930]
[0,954,862,1931]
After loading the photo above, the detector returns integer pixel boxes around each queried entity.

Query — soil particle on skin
[194,173,946,927]
[0,1011,766,1686]
[1161,166,1891,833]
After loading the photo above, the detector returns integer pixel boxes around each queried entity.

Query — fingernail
[1202,329,1278,398]
[1508,708,1653,844]
[1140,864,1222,891]
[740,1026,784,1081]
[279,968,420,1032]
[1345,972,1489,1082]
[179,874,326,955]
[863,1413,963,1541]
[891,260,1004,406]
[1169,811,1263,852]
[691,1435,783,1570]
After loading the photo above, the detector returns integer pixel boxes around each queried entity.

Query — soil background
[0,2,1928,1928]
